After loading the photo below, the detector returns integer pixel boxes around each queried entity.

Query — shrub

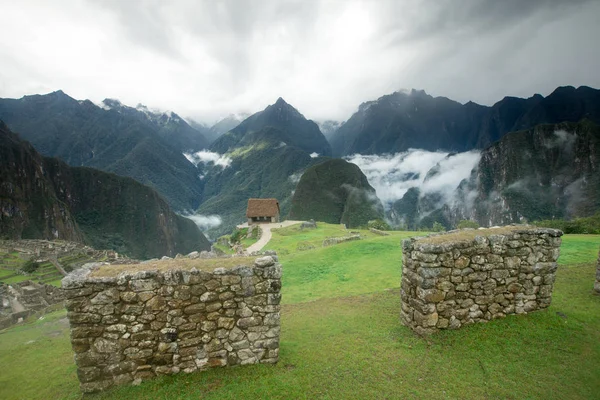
[230,227,248,244]
[534,212,600,234]
[21,259,40,274]
[368,219,391,231]
[432,222,446,232]
[457,220,480,229]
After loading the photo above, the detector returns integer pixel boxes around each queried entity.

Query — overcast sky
[1,0,599,123]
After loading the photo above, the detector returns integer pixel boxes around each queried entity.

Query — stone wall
[322,235,361,247]
[0,281,65,330]
[62,255,281,393]
[595,247,600,294]
[400,227,563,335]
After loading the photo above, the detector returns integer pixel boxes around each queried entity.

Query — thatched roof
[246,198,280,218]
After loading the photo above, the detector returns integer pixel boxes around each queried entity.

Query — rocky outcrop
[63,255,281,393]
[400,227,563,335]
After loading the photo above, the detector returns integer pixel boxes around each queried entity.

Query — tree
[432,222,446,232]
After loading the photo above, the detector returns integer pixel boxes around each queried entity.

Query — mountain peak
[275,97,288,106]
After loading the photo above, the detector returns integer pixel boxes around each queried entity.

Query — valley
[2,86,600,241]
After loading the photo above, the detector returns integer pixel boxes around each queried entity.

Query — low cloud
[289,172,303,184]
[184,150,232,168]
[309,152,319,158]
[544,129,576,150]
[186,214,222,231]
[346,149,481,208]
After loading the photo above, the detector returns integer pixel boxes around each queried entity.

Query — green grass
[0,229,598,399]
[558,234,600,265]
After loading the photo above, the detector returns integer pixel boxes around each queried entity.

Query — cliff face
[0,122,210,259]
[386,120,600,229]
[471,120,600,225]
[0,121,83,242]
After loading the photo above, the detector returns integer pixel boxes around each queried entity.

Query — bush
[230,227,248,244]
[368,219,391,231]
[432,222,446,232]
[457,220,479,229]
[21,259,40,274]
[534,212,600,234]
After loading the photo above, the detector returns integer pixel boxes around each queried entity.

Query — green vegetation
[431,221,446,232]
[0,226,598,399]
[457,219,480,229]
[367,219,391,230]
[288,159,384,228]
[535,212,600,234]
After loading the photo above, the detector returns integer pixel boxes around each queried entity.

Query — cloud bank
[186,214,222,232]
[347,150,481,208]
[184,150,232,168]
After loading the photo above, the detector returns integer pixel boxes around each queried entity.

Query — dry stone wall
[400,227,563,335]
[62,255,281,393]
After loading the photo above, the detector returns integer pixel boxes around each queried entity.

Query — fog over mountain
[347,150,481,210]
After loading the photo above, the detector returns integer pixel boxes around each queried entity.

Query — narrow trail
[246,220,302,253]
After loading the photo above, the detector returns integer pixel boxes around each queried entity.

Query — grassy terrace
[0,224,598,399]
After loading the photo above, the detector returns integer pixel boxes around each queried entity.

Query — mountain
[0,121,210,259]
[196,99,331,236]
[470,119,600,225]
[288,159,384,227]
[387,120,600,229]
[203,114,249,144]
[100,99,209,152]
[0,91,203,211]
[211,98,332,157]
[331,86,600,156]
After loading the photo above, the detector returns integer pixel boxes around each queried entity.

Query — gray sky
[1,0,599,123]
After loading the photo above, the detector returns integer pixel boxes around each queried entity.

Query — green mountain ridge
[0,121,210,259]
[0,91,204,211]
[289,159,384,227]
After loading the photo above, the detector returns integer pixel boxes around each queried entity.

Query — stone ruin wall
[0,280,65,330]
[62,255,281,393]
[400,228,563,335]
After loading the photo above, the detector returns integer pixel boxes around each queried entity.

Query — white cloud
[347,149,480,208]
[186,214,222,231]
[184,150,232,168]
[309,152,319,158]
[289,172,303,184]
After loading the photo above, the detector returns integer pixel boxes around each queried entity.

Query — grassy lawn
[0,229,598,399]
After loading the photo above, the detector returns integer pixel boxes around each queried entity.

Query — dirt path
[246,220,302,253]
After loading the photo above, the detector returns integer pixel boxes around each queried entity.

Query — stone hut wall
[400,227,563,335]
[62,256,281,393]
